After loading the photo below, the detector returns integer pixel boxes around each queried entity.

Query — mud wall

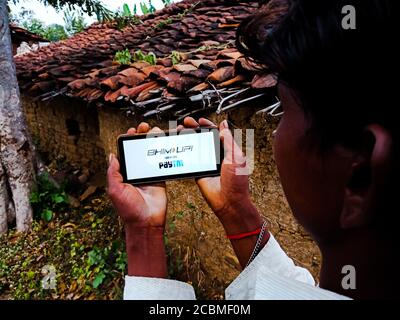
[22,95,106,172]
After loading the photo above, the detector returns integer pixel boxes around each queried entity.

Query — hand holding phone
[107,124,167,229]
[181,118,259,230]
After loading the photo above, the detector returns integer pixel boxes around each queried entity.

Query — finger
[137,122,151,134]
[168,125,184,135]
[219,120,246,165]
[149,126,163,133]
[198,118,217,128]
[107,153,124,196]
[183,117,200,128]
[127,127,136,135]
[196,176,220,192]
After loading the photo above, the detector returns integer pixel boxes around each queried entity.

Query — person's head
[237,0,398,245]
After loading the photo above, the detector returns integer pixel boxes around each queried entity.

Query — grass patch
[0,194,125,300]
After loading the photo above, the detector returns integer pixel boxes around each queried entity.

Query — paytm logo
[159,160,184,169]
[148,146,193,156]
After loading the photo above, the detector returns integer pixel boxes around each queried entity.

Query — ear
[340,125,393,229]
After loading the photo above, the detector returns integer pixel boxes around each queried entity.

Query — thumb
[219,120,246,166]
[107,153,124,194]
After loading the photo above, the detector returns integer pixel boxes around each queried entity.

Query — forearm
[219,201,270,269]
[125,225,168,278]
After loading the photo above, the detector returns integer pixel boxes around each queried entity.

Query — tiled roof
[15,0,277,119]
[10,24,49,44]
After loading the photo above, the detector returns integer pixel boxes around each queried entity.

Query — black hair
[237,0,398,150]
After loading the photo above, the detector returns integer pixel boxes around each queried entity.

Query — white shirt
[123,234,351,300]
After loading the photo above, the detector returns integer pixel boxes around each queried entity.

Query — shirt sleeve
[123,276,196,300]
[225,233,351,300]
[123,233,351,300]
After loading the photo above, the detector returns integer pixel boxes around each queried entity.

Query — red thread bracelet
[226,227,262,240]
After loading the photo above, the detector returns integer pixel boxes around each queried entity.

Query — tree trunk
[0,0,36,234]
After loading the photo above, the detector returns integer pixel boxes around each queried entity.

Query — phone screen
[117,128,222,184]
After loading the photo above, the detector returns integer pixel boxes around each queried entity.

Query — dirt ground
[163,112,322,299]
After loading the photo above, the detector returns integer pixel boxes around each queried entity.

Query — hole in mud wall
[66,119,81,145]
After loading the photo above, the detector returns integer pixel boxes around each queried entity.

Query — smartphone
[117,127,223,185]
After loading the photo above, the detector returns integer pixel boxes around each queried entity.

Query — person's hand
[107,123,167,229]
[183,117,265,268]
[183,117,262,233]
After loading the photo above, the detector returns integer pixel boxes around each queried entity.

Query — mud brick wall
[97,107,167,157]
[22,95,107,172]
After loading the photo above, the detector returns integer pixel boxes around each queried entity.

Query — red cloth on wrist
[226,227,262,240]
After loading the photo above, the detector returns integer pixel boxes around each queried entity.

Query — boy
[108,0,398,299]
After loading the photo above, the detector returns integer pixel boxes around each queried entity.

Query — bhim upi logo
[41,264,57,290]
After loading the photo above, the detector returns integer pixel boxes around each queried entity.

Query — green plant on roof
[146,52,157,65]
[171,51,182,65]
[161,0,172,6]
[114,49,132,65]
[176,1,200,19]
[140,1,156,15]
[155,17,173,29]
[148,1,156,13]
[114,3,143,30]
[133,50,157,65]
[122,3,131,16]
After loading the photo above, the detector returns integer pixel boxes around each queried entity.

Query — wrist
[125,224,165,238]
[218,200,263,236]
[125,225,167,278]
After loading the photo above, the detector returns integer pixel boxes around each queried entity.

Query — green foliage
[176,2,200,20]
[155,17,173,29]
[0,194,126,300]
[73,241,127,290]
[122,3,131,17]
[161,0,172,6]
[113,3,143,30]
[133,50,157,65]
[22,18,45,36]
[140,2,149,15]
[144,52,157,65]
[22,19,68,42]
[42,24,69,41]
[63,8,87,35]
[140,1,156,15]
[93,272,106,288]
[171,51,182,65]
[187,202,196,210]
[30,173,69,222]
[10,0,113,22]
[114,49,132,65]
[39,0,113,22]
[153,2,199,31]
[148,1,156,13]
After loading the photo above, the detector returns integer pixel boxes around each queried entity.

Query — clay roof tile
[15,0,278,118]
